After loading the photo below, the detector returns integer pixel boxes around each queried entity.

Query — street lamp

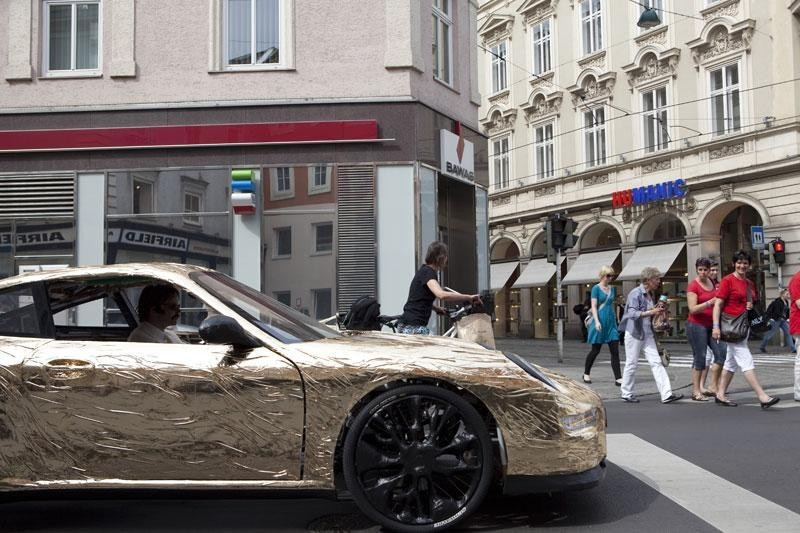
[637,7,661,29]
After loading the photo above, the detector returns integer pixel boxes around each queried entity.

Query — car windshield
[190,271,340,343]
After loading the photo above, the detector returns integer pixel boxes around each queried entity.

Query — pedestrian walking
[583,266,622,385]
[618,267,682,404]
[686,257,725,401]
[759,289,797,353]
[787,271,800,402]
[711,250,779,409]
[702,260,726,392]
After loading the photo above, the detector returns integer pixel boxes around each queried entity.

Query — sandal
[691,394,709,402]
[701,390,716,397]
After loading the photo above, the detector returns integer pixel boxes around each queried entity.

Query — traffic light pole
[556,248,563,363]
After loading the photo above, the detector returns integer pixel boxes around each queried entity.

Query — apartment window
[43,1,101,75]
[584,107,606,167]
[312,289,332,320]
[314,223,333,254]
[274,291,291,306]
[580,0,602,56]
[531,20,551,75]
[643,86,668,152]
[132,179,154,214]
[274,226,291,257]
[270,167,294,199]
[183,192,202,225]
[534,123,554,179]
[308,165,331,194]
[224,0,285,67]
[710,63,741,136]
[432,0,453,84]
[491,135,510,189]
[490,41,507,93]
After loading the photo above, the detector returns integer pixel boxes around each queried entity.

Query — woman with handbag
[583,266,622,385]
[617,267,682,404]
[711,250,779,409]
[686,257,726,401]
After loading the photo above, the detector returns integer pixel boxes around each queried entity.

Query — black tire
[343,384,493,532]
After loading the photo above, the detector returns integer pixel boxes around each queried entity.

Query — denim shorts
[686,320,724,369]
[397,324,430,335]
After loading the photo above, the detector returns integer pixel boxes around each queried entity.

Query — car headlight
[560,408,599,434]
[502,351,558,390]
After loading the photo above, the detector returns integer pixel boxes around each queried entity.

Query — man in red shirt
[788,271,800,402]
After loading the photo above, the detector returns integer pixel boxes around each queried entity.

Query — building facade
[478,0,800,338]
[0,0,489,325]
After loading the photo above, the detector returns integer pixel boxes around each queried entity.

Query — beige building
[478,0,800,338]
[1,0,489,324]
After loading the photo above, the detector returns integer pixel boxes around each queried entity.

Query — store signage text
[118,229,189,252]
[0,231,67,245]
[440,129,475,181]
[611,179,687,208]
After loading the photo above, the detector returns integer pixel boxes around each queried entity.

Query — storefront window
[0,219,76,280]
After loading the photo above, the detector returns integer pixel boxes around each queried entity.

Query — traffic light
[546,213,578,253]
[544,219,557,264]
[562,218,578,250]
[771,238,786,265]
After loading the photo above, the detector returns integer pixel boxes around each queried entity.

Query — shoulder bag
[585,288,610,329]
[747,285,770,334]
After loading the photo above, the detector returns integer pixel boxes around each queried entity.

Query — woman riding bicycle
[397,241,482,335]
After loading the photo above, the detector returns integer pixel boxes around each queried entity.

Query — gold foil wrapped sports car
[0,264,606,532]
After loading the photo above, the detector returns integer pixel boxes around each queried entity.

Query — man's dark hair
[695,257,712,269]
[425,241,449,269]
[731,249,752,265]
[137,284,179,321]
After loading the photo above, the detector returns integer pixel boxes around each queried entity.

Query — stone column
[518,286,533,337]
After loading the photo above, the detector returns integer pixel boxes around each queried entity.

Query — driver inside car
[127,283,184,344]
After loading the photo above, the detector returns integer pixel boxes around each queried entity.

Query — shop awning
[561,249,621,285]
[617,242,685,281]
[512,257,561,288]
[490,261,519,291]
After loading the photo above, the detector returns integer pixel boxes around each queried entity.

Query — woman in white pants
[618,267,682,404]
[711,250,779,409]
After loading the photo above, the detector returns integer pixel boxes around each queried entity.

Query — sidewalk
[495,337,796,402]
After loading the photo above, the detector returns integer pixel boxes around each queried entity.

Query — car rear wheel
[343,385,492,532]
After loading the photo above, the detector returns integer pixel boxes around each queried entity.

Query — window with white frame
[639,0,663,31]
[710,63,741,136]
[312,288,332,320]
[491,135,510,189]
[432,0,452,84]
[274,226,291,257]
[642,86,668,152]
[584,107,606,167]
[308,165,331,195]
[224,0,285,68]
[43,1,101,75]
[531,19,551,75]
[270,166,294,199]
[183,191,202,226]
[490,41,507,93]
[313,222,333,254]
[580,0,602,56]
[132,179,154,214]
[533,122,555,180]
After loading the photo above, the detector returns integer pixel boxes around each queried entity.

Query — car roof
[0,263,211,290]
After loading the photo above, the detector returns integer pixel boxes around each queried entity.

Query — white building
[478,0,800,338]
[0,0,489,323]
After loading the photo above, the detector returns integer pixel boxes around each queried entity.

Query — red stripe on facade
[0,120,379,152]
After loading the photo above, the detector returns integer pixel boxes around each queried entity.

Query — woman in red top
[686,257,724,400]
[711,250,779,409]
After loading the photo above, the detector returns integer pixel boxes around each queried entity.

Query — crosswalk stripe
[607,433,800,532]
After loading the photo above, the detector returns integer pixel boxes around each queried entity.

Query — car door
[22,336,305,484]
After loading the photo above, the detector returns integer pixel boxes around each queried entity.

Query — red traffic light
[773,241,784,252]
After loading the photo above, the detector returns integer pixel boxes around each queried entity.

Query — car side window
[0,285,45,337]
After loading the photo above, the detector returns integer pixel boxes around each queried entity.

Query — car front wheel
[343,384,492,532]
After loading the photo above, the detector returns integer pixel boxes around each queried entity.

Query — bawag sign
[440,129,475,181]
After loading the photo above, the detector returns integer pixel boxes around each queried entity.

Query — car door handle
[44,359,94,380]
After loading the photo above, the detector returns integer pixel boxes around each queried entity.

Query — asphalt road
[2,338,798,532]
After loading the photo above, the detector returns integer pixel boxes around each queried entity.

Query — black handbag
[720,310,749,342]
[747,285,771,334]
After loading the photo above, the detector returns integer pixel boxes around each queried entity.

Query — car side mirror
[199,315,260,348]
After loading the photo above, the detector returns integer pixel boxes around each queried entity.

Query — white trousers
[794,336,800,401]
[722,337,755,373]
[621,334,673,402]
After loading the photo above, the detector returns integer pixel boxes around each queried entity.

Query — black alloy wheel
[343,385,493,532]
